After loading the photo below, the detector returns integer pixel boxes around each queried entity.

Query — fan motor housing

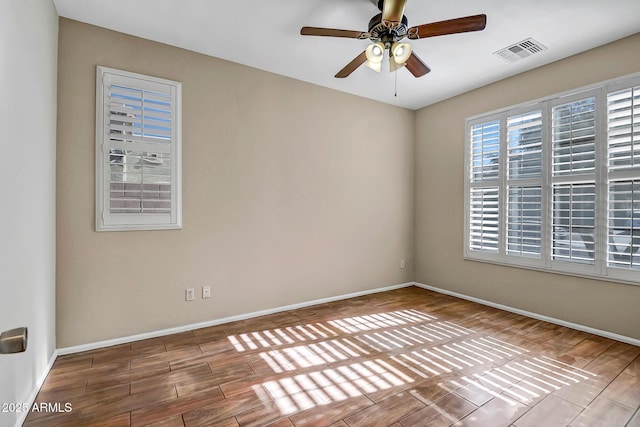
[368,13,409,42]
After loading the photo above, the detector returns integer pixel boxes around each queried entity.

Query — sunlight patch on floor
[228,309,597,418]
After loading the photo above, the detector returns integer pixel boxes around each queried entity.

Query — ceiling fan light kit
[392,43,410,61]
[390,42,412,72]
[365,41,385,72]
[300,0,487,79]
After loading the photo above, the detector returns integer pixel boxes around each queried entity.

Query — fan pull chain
[394,68,398,97]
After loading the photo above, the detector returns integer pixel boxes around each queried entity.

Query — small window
[95,66,182,231]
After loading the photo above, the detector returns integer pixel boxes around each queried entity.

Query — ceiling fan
[300,0,487,78]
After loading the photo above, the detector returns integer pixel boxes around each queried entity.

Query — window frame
[95,66,182,232]
[464,72,640,286]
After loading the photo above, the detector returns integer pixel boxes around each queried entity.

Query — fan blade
[381,0,407,24]
[408,14,487,39]
[301,27,368,39]
[335,51,368,78]
[405,52,431,78]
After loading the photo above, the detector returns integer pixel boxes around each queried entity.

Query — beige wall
[415,33,640,340]
[56,19,415,348]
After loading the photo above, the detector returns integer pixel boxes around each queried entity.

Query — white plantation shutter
[470,120,500,182]
[607,86,640,170]
[607,84,640,270]
[465,73,640,285]
[469,187,499,253]
[552,97,596,175]
[506,110,542,258]
[507,110,542,179]
[507,186,541,257]
[552,184,596,264]
[96,67,182,231]
[468,121,501,254]
[607,181,640,269]
[550,96,597,265]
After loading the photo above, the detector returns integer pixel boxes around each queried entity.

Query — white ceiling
[53,0,640,110]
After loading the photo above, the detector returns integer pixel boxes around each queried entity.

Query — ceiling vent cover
[494,38,547,63]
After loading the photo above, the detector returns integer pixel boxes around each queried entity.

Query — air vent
[494,38,547,63]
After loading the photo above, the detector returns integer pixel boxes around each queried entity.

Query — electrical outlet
[400,259,405,269]
[185,288,195,301]
[202,286,211,299]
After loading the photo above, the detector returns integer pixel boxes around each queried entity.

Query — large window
[96,66,182,231]
[465,73,640,285]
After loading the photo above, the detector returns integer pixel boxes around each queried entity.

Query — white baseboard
[413,281,640,347]
[57,282,414,355]
[14,349,58,427]
[57,280,640,356]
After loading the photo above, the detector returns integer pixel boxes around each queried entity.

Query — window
[550,96,597,265]
[506,110,542,258]
[469,120,500,253]
[607,85,640,272]
[96,66,182,231]
[464,73,640,285]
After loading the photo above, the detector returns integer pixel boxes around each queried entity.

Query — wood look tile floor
[25,286,640,427]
